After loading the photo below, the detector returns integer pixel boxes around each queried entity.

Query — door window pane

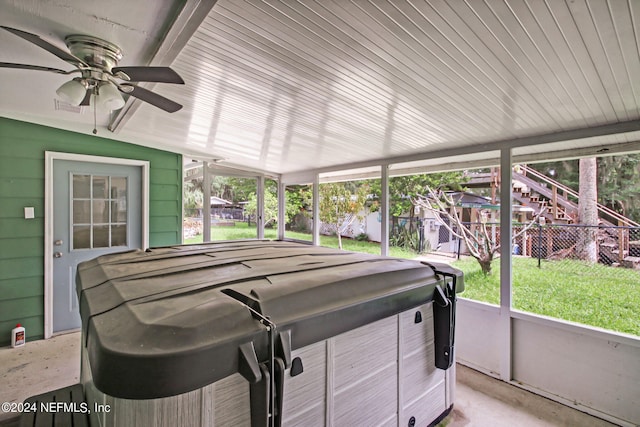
[111,177,127,198]
[111,201,127,222]
[73,226,91,249]
[73,175,91,198]
[93,200,109,223]
[93,225,109,248]
[112,225,127,246]
[71,174,128,249]
[93,176,109,199]
[73,201,91,224]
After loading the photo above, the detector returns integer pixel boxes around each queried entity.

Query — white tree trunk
[576,157,598,262]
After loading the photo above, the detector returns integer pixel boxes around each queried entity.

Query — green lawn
[184,222,640,336]
[184,222,417,259]
[453,256,640,336]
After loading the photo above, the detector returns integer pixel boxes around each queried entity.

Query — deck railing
[520,164,639,227]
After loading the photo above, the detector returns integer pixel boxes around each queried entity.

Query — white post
[257,176,265,240]
[381,165,390,256]
[313,175,320,246]
[203,161,211,242]
[499,148,513,381]
[277,180,285,240]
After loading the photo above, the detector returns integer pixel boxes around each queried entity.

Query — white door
[52,159,142,332]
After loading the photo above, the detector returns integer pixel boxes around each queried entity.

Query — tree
[365,172,469,251]
[413,187,542,275]
[369,172,468,216]
[527,155,640,223]
[576,157,598,262]
[285,184,313,232]
[210,176,256,204]
[244,191,277,227]
[183,165,205,217]
[598,154,640,223]
[183,171,259,213]
[183,182,203,216]
[244,180,300,228]
[319,182,370,249]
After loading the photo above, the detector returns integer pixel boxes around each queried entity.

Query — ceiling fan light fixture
[56,78,86,106]
[97,81,125,111]
[3,27,184,114]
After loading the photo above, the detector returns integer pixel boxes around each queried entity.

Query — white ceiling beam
[308,139,640,184]
[109,0,219,133]
[287,120,640,178]
[513,140,640,164]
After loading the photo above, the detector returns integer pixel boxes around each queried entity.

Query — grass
[184,222,640,336]
[453,256,640,336]
[183,222,418,259]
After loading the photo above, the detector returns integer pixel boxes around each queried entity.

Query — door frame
[44,151,150,338]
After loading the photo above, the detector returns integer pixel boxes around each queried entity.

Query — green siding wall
[0,117,182,346]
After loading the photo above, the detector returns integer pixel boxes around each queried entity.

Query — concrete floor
[0,332,617,426]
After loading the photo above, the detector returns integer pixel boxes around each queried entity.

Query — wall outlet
[24,207,35,219]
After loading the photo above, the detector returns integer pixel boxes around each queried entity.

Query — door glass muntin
[71,173,128,250]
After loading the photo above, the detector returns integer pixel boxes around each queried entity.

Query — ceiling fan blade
[0,62,73,74]
[119,84,182,113]
[112,66,185,84]
[1,26,87,68]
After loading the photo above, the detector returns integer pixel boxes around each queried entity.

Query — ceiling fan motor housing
[65,34,123,72]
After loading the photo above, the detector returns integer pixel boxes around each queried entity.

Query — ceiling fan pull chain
[92,89,98,135]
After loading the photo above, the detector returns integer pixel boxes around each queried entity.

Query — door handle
[54,252,63,258]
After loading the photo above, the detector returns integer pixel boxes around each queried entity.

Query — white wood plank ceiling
[1,0,639,176]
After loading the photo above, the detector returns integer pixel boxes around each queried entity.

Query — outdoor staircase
[511,167,578,225]
[467,166,638,227]
[466,166,639,266]
[513,165,638,228]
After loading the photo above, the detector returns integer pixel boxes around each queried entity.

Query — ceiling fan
[0,26,184,113]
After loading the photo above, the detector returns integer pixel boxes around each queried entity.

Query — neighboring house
[210,196,245,221]
[0,117,182,346]
[326,192,535,255]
